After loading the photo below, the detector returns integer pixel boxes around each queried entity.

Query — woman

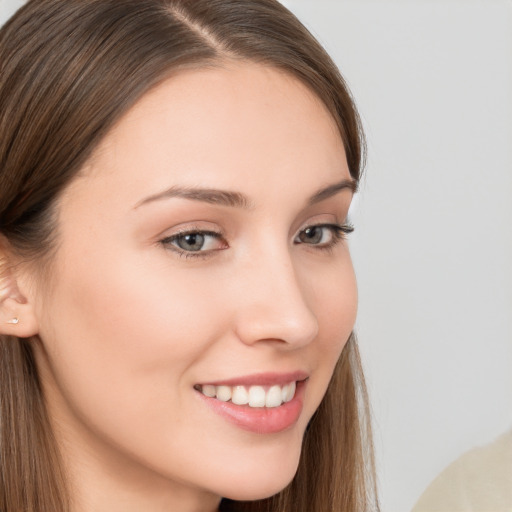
[0,1,377,511]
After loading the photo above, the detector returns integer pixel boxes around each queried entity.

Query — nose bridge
[233,239,319,348]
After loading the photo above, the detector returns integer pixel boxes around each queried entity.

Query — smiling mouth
[194,381,297,408]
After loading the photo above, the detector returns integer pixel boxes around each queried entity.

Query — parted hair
[0,1,378,511]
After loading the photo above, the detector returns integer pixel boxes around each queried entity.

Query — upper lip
[198,371,309,387]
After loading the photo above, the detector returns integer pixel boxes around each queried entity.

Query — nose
[232,247,319,349]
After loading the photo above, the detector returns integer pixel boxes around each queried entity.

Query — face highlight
[30,63,357,511]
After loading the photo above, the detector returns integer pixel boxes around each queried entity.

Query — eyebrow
[134,178,357,210]
[307,178,358,205]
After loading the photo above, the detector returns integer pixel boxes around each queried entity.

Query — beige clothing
[412,430,512,512]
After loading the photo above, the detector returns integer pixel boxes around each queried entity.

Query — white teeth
[285,381,296,403]
[266,385,283,408]
[280,382,295,403]
[198,381,298,408]
[248,386,266,407]
[232,386,249,405]
[202,384,216,398]
[216,385,232,402]
[281,383,290,403]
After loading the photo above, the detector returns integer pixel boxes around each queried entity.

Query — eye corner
[339,223,355,234]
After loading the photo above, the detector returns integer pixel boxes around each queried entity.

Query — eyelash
[160,223,354,260]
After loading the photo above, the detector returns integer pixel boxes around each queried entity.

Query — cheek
[301,255,357,409]
[34,248,247,486]
[309,252,357,345]
[37,248,231,429]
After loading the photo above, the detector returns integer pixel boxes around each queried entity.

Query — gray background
[1,1,511,511]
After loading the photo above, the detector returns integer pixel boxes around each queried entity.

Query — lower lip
[196,381,306,434]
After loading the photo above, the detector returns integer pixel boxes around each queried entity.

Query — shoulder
[412,430,512,512]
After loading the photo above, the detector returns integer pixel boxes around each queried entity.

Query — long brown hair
[0,1,378,510]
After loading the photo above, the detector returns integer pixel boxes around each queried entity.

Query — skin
[9,63,358,512]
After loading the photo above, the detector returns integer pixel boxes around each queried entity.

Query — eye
[160,230,227,256]
[294,223,354,248]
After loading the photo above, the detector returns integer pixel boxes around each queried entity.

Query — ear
[0,245,39,338]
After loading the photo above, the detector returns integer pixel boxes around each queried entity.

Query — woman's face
[30,63,357,508]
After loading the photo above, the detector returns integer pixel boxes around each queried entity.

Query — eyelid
[294,211,352,234]
[295,222,353,238]
[159,225,227,259]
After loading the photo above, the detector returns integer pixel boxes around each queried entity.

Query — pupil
[179,233,204,251]
[302,227,322,244]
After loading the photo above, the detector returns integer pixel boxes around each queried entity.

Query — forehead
[73,62,349,208]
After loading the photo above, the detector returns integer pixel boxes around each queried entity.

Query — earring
[6,318,19,324]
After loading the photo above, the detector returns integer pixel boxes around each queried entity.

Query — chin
[214,449,301,502]
[221,476,296,502]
